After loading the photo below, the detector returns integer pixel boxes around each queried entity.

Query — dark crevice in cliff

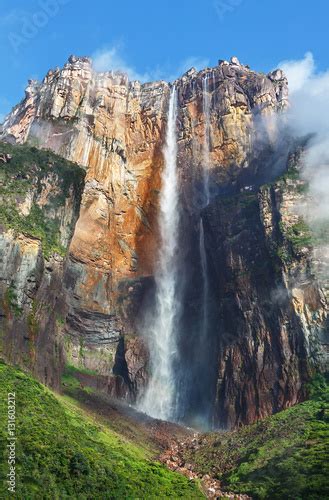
[113,336,133,392]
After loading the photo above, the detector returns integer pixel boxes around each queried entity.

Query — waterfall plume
[199,74,212,339]
[199,218,209,340]
[138,86,180,421]
[202,73,211,205]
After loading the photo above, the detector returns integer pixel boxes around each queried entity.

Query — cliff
[0,141,85,387]
[0,55,327,428]
[204,157,328,427]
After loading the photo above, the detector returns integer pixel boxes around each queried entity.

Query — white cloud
[279,52,329,227]
[92,46,210,83]
[0,98,12,124]
[177,56,210,75]
[279,52,329,136]
[92,47,151,82]
[279,51,315,93]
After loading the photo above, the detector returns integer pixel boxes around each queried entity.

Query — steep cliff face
[203,157,328,427]
[0,55,326,428]
[0,142,85,388]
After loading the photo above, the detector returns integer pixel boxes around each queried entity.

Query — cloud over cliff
[92,46,151,81]
[279,52,329,224]
[92,46,209,83]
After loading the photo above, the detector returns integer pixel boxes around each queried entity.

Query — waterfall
[199,218,209,338]
[202,74,211,205]
[199,74,212,339]
[139,87,180,421]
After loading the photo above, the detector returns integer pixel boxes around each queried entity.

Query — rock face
[0,142,85,388]
[203,172,328,427]
[0,56,327,428]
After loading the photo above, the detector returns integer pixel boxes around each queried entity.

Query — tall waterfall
[199,218,209,338]
[202,74,211,205]
[199,74,212,339]
[139,87,180,421]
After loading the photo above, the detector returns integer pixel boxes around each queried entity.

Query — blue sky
[0,0,327,119]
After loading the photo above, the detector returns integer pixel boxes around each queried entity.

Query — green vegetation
[27,300,39,341]
[220,192,258,210]
[0,362,203,499]
[61,365,95,394]
[61,373,164,458]
[267,161,329,261]
[0,142,84,200]
[281,165,300,182]
[262,158,309,195]
[308,372,329,402]
[238,193,258,209]
[4,285,22,318]
[182,374,329,500]
[63,363,99,380]
[276,244,292,265]
[0,204,66,258]
[279,217,329,260]
[282,218,313,252]
[55,314,65,331]
[0,141,85,258]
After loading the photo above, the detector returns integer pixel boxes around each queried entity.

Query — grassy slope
[182,374,329,500]
[0,362,203,499]
[61,366,165,456]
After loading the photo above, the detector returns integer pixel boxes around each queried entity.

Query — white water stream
[202,73,211,205]
[139,87,180,421]
[199,74,212,339]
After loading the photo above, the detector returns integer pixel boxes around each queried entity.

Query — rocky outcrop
[203,154,328,428]
[0,55,287,335]
[1,55,326,428]
[0,142,85,387]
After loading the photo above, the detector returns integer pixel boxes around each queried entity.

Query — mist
[279,52,329,224]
